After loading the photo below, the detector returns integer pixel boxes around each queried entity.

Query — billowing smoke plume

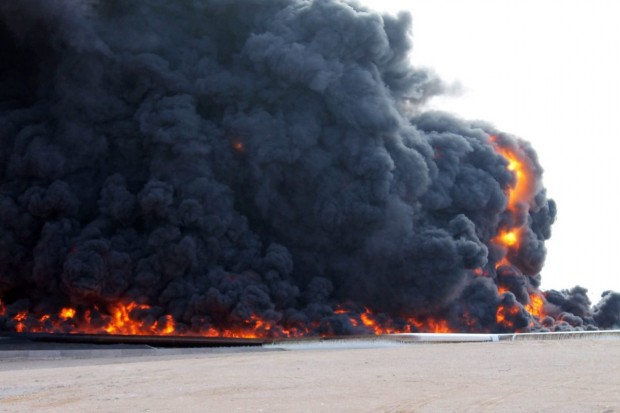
[0,0,616,335]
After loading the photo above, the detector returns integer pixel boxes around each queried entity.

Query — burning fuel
[1,0,619,337]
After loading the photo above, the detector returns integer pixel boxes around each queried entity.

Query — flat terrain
[1,338,619,412]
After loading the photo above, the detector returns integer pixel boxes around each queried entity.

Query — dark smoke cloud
[0,0,616,334]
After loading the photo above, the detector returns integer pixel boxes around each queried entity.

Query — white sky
[360,0,620,303]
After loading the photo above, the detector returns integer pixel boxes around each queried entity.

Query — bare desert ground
[1,338,619,412]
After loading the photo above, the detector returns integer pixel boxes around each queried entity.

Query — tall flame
[492,142,534,212]
[490,137,534,254]
[490,135,548,329]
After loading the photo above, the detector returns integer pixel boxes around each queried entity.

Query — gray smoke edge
[0,0,617,335]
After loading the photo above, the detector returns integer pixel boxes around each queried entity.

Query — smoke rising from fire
[1,0,618,336]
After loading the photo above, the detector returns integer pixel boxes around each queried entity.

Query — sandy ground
[1,339,619,413]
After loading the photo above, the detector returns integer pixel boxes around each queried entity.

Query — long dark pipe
[0,332,268,347]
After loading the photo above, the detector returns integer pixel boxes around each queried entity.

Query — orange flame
[492,142,534,213]
[525,293,546,319]
[14,311,28,333]
[1,298,463,337]
[489,135,549,330]
[490,136,536,270]
[360,309,381,333]
[497,286,510,295]
[157,315,176,335]
[60,308,76,320]
[332,307,454,334]
[1,299,294,338]
[497,229,519,248]
[103,302,151,335]
[408,316,452,334]
[495,304,520,329]
[426,318,451,334]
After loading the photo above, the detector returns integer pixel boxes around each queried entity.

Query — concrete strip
[500,329,620,341]
[0,346,273,361]
[386,333,500,343]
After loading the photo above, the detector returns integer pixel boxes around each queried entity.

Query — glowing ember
[14,311,27,333]
[232,141,244,153]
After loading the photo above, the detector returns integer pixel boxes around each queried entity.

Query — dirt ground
[1,339,619,413]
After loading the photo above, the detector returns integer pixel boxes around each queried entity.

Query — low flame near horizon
[1,298,455,337]
[0,135,551,337]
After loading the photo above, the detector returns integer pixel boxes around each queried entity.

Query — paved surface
[1,338,619,412]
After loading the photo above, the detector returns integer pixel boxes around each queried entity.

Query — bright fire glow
[331,307,453,335]
[525,293,546,319]
[496,304,520,329]
[489,135,550,331]
[14,311,27,333]
[492,143,534,212]
[104,302,152,335]
[408,317,452,334]
[497,229,519,247]
[490,136,536,259]
[1,300,293,338]
[60,308,76,320]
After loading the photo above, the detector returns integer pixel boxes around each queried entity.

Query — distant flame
[232,141,244,153]
[14,311,27,333]
[331,306,453,335]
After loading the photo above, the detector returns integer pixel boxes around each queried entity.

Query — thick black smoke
[0,0,616,334]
